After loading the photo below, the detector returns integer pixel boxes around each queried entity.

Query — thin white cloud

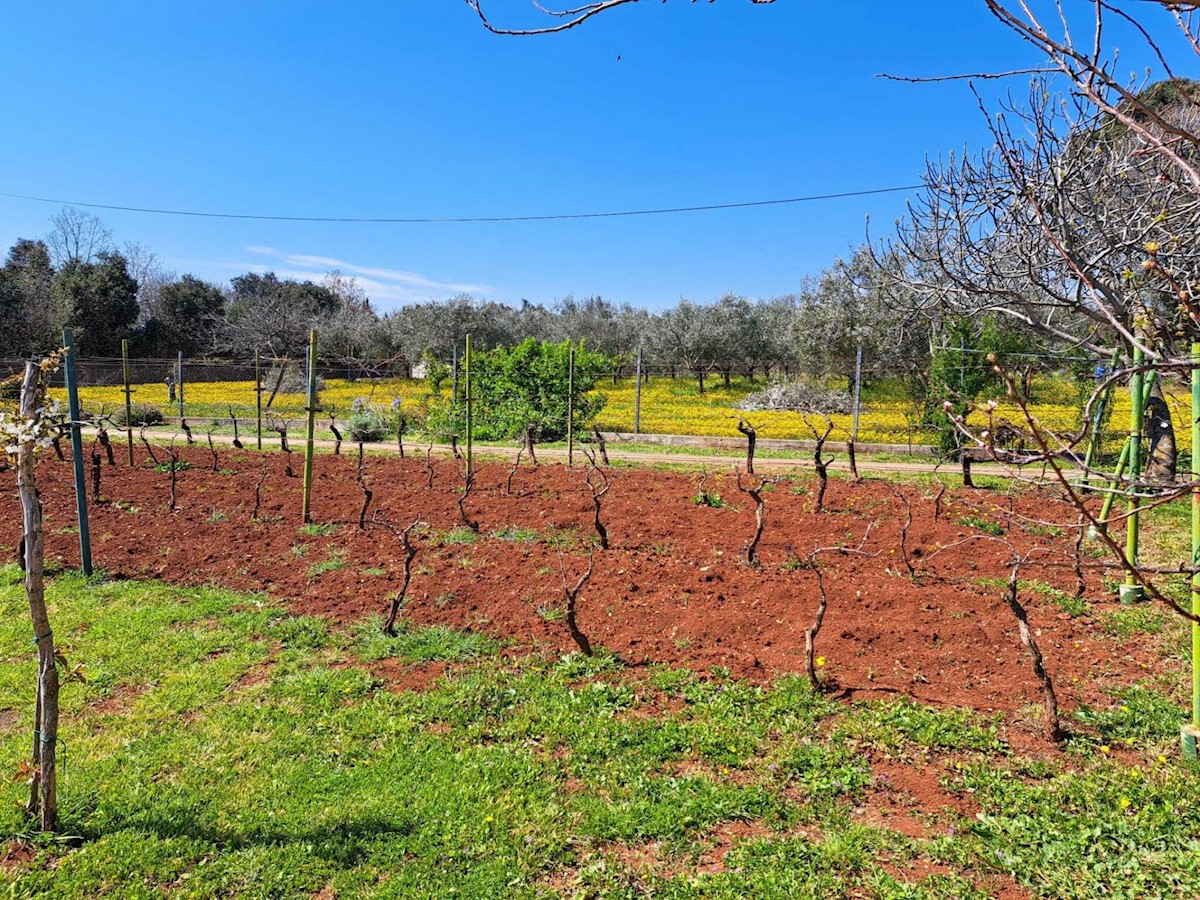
[282,253,488,295]
[188,250,493,310]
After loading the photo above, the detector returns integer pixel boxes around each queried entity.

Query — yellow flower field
[55,373,1194,454]
[54,378,439,421]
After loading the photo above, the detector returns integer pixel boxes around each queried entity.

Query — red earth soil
[0,448,1168,735]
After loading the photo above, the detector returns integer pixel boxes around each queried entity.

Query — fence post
[301,330,318,523]
[255,349,263,451]
[62,330,93,576]
[121,338,134,465]
[1121,345,1146,603]
[634,346,643,436]
[176,351,184,420]
[851,344,863,444]
[465,334,473,475]
[567,347,575,467]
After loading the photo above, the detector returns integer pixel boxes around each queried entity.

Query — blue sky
[0,1,1182,311]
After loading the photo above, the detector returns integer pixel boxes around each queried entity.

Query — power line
[0,184,922,224]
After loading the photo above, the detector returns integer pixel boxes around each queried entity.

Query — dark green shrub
[116,403,165,427]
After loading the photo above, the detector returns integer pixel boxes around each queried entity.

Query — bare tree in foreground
[466,0,777,36]
[4,358,63,830]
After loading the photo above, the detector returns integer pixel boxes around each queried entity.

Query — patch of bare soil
[0,449,1169,727]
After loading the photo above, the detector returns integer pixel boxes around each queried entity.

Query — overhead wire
[0,184,922,224]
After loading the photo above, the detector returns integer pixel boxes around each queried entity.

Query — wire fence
[0,349,1117,451]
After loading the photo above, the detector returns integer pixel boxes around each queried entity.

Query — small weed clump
[298,522,337,537]
[957,514,1005,536]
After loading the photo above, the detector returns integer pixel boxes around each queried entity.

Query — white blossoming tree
[2,355,64,831]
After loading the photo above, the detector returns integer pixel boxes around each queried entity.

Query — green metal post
[255,349,263,451]
[301,330,318,523]
[62,330,93,576]
[1187,341,1200,757]
[177,350,184,420]
[567,347,575,467]
[1121,345,1146,603]
[464,334,473,475]
[121,338,134,466]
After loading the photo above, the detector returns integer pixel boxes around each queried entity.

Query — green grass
[298,522,338,537]
[956,515,1005,536]
[489,525,542,544]
[438,526,480,546]
[1,567,1199,898]
[307,551,346,579]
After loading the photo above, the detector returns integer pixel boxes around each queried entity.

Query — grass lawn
[1,564,1199,898]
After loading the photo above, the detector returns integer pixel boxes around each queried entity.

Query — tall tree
[220,272,342,357]
[0,239,58,356]
[795,246,928,382]
[144,275,227,356]
[44,207,113,268]
[52,252,139,356]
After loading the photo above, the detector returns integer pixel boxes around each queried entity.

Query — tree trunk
[1144,380,1176,483]
[18,363,59,832]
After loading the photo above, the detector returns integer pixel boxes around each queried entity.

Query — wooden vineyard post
[301,329,318,523]
[176,350,184,420]
[567,346,575,467]
[121,338,134,465]
[62,330,92,576]
[634,346,643,436]
[255,349,263,451]
[465,333,473,476]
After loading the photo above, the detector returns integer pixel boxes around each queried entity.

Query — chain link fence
[1,350,1112,452]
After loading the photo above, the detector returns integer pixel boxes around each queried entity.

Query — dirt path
[106,426,1028,478]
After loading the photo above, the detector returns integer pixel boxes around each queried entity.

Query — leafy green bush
[115,403,165,426]
[427,338,614,442]
[422,350,451,392]
[345,399,392,442]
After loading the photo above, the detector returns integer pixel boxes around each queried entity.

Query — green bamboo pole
[465,334,473,476]
[301,330,318,523]
[1121,344,1146,603]
[1080,349,1121,487]
[1187,341,1200,758]
[254,349,263,451]
[1092,367,1159,538]
[567,347,575,467]
[62,330,92,576]
[121,338,134,466]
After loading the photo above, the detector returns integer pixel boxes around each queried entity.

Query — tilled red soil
[0,449,1161,730]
